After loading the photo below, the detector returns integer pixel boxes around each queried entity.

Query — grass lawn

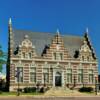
[81,92,95,95]
[0,91,97,96]
[0,92,43,96]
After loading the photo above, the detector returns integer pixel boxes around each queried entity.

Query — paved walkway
[44,87,99,96]
[0,96,100,100]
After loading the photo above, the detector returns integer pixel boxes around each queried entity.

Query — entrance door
[55,72,62,86]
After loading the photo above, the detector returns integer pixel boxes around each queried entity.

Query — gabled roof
[13,29,83,57]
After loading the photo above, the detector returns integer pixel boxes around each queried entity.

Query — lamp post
[73,75,76,88]
[95,75,98,95]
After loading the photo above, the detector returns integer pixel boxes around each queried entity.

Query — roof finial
[9,17,12,25]
[86,27,88,33]
[56,28,60,35]
[24,34,29,39]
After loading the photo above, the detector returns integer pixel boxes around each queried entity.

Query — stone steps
[44,87,78,96]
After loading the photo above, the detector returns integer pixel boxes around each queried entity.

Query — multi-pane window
[67,69,72,83]
[43,68,49,83]
[30,67,36,82]
[29,52,32,59]
[78,69,83,83]
[53,52,63,60]
[89,69,93,83]
[16,67,23,82]
[56,53,59,60]
[60,53,63,60]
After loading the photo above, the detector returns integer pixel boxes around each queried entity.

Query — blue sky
[0,0,100,73]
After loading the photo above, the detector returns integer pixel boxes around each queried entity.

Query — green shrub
[39,86,50,93]
[0,91,2,94]
[39,87,44,93]
[79,87,93,92]
[23,87,29,93]
[23,86,49,93]
[23,87,36,93]
[31,87,36,92]
[17,88,22,92]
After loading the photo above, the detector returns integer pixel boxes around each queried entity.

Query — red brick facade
[7,19,98,91]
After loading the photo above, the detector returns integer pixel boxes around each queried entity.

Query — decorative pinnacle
[9,18,12,25]
[24,34,29,39]
[86,27,88,33]
[56,28,60,35]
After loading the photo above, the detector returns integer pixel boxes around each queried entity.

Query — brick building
[7,18,98,91]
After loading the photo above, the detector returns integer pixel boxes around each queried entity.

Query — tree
[0,45,7,72]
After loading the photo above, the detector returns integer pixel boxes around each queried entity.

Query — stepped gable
[84,32,96,59]
[12,29,83,58]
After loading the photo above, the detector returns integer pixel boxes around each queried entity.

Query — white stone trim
[11,58,98,64]
[53,67,64,87]
[53,69,55,86]
[42,65,44,84]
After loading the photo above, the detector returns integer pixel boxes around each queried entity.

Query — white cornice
[11,58,98,64]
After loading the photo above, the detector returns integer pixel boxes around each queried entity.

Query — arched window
[56,72,61,76]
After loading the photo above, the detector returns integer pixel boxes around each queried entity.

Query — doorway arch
[55,72,62,86]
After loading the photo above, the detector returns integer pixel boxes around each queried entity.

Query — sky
[0,0,100,73]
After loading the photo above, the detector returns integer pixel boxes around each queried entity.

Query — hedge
[79,87,93,92]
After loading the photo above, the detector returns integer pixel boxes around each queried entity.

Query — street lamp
[95,75,98,95]
[73,75,76,88]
